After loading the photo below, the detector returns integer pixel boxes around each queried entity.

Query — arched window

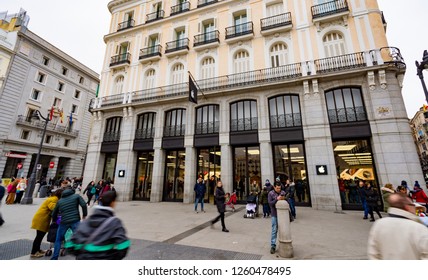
[164,109,186,137]
[200,57,215,79]
[323,32,346,57]
[104,117,122,142]
[171,63,185,85]
[325,87,367,123]
[113,76,124,95]
[136,112,156,139]
[270,43,288,67]
[233,50,250,73]
[269,95,301,128]
[230,100,258,132]
[144,69,156,90]
[195,104,219,135]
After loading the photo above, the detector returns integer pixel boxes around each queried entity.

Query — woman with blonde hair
[381,183,395,212]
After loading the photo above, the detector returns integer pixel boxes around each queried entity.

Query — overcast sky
[1,0,427,118]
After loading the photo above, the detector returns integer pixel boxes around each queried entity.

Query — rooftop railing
[311,0,349,19]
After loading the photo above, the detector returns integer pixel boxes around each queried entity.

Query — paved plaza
[0,196,373,260]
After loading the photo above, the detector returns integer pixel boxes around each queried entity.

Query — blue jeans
[270,216,278,248]
[361,199,369,218]
[51,221,80,260]
[263,203,270,217]
[288,198,296,218]
[194,197,204,211]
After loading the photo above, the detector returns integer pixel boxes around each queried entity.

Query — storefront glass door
[197,146,221,203]
[233,146,261,202]
[134,151,154,200]
[163,150,185,202]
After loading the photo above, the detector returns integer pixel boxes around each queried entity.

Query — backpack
[90,186,96,195]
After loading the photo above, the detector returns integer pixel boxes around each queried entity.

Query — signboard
[37,164,42,170]
[316,165,328,175]
[49,162,55,169]
[5,152,27,159]
[118,170,125,177]
[17,163,23,169]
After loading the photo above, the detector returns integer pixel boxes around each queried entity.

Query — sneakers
[38,250,46,254]
[30,252,45,258]
[370,219,375,222]
[363,217,368,220]
[222,228,229,232]
[270,247,276,254]
[195,210,198,213]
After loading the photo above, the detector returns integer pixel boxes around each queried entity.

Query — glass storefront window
[233,146,261,202]
[333,139,379,210]
[134,151,154,200]
[197,147,221,203]
[273,144,310,205]
[103,153,117,181]
[163,150,185,201]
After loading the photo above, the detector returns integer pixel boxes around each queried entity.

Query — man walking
[268,182,286,254]
[194,177,206,213]
[50,187,87,260]
[0,183,5,226]
[368,193,428,259]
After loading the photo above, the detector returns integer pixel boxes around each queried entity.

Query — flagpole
[188,71,206,99]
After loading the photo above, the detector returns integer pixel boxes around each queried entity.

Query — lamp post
[415,50,428,103]
[21,110,50,204]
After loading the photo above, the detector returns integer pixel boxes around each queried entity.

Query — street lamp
[415,50,428,104]
[21,110,50,204]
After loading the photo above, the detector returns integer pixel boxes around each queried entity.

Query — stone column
[150,147,165,202]
[220,144,233,194]
[19,154,32,179]
[184,144,196,203]
[260,141,274,183]
[277,200,293,258]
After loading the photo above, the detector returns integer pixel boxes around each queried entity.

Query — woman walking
[83,181,96,206]
[30,188,63,258]
[5,178,19,205]
[211,181,229,232]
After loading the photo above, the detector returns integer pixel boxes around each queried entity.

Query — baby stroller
[244,193,259,218]
[45,216,68,257]
[225,192,237,212]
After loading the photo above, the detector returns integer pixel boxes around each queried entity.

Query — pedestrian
[268,181,286,254]
[364,181,382,222]
[5,178,18,205]
[65,191,130,259]
[50,187,87,260]
[94,180,103,204]
[381,183,395,212]
[82,181,95,206]
[357,180,369,219]
[194,177,206,213]
[412,182,428,207]
[367,193,428,259]
[284,179,296,219]
[265,179,273,193]
[211,181,229,232]
[0,183,5,226]
[30,188,63,258]
[14,177,27,203]
[260,186,270,218]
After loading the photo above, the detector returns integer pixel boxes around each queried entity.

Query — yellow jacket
[31,196,59,233]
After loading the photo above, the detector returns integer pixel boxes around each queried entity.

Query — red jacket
[412,188,428,204]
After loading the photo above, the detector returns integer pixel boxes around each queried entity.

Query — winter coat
[412,188,428,204]
[7,183,16,193]
[83,183,95,197]
[214,187,226,213]
[260,190,269,204]
[381,187,395,212]
[368,207,428,259]
[268,189,286,217]
[364,187,379,207]
[66,206,130,260]
[31,196,59,232]
[194,182,206,199]
[0,185,5,201]
[52,189,88,225]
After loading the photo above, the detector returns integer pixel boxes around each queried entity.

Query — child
[225,192,236,212]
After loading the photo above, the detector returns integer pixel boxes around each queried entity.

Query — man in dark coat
[194,177,206,213]
[66,191,130,260]
[50,188,87,260]
[0,183,5,226]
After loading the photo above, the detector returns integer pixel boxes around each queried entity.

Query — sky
[1,0,427,118]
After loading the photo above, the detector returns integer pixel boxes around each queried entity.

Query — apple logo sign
[316,165,328,175]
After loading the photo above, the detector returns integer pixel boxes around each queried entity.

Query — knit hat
[266,179,270,183]
[415,181,420,188]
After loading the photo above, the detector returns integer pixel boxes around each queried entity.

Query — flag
[189,74,198,104]
[49,106,54,121]
[69,111,73,127]
[59,109,64,123]
[423,104,428,112]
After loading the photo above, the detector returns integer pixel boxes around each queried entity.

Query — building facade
[84,0,423,211]
[0,11,99,185]
[410,108,428,184]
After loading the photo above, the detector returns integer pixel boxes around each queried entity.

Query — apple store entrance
[333,139,381,210]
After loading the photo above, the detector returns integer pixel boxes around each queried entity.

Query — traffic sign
[49,162,55,169]
[17,163,23,169]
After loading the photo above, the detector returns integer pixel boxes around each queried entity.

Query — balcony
[327,106,367,124]
[163,125,185,137]
[195,121,219,135]
[16,115,79,138]
[311,0,350,30]
[109,53,131,68]
[197,0,218,8]
[146,10,165,23]
[103,131,120,142]
[165,38,189,57]
[225,22,254,43]
[171,1,190,16]
[193,30,220,51]
[314,52,366,74]
[135,128,155,140]
[260,12,292,35]
[117,19,135,32]
[139,45,162,63]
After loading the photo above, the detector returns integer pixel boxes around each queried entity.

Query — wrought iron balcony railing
[270,113,302,128]
[231,117,258,132]
[193,30,220,47]
[110,53,131,67]
[171,1,190,16]
[16,115,79,137]
[195,121,220,135]
[117,19,135,31]
[225,22,253,39]
[314,52,366,74]
[163,125,186,137]
[103,131,121,142]
[311,0,349,19]
[146,10,165,23]
[261,12,292,31]
[327,106,367,124]
[135,128,155,139]
[197,0,218,8]
[139,45,162,59]
[165,38,189,53]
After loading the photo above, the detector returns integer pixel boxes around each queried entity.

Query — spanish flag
[59,109,64,123]
[49,106,54,121]
[423,104,428,112]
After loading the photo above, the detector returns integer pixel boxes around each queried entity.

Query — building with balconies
[410,108,428,183]
[0,10,99,185]
[85,0,423,211]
